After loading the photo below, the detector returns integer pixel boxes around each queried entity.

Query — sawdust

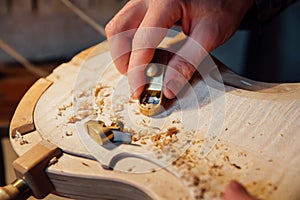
[14,130,29,145]
[54,82,279,200]
[168,140,279,199]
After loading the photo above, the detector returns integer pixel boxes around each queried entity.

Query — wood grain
[9,35,300,200]
[10,78,52,138]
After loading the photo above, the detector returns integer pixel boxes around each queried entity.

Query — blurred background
[0,0,299,199]
[0,1,127,199]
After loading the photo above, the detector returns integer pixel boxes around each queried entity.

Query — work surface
[10,35,300,200]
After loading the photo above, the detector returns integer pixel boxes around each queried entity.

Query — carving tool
[138,49,169,116]
[84,120,132,145]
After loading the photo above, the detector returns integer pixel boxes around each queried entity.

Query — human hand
[223,180,257,200]
[105,0,253,99]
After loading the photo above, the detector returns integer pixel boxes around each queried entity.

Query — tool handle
[0,179,31,200]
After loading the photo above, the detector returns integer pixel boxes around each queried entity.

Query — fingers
[107,0,252,100]
[105,0,147,74]
[223,180,257,200]
[163,55,195,99]
[106,32,133,74]
[128,1,182,99]
[163,17,227,99]
[163,29,209,99]
[128,28,167,99]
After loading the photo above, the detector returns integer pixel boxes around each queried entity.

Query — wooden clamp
[0,140,62,200]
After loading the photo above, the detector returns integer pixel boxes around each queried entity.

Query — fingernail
[130,89,136,99]
[130,89,138,100]
[230,181,243,189]
[165,79,182,99]
[229,180,248,193]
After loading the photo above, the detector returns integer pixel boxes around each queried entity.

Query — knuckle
[175,58,195,80]
[105,21,117,37]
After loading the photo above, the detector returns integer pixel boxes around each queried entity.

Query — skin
[105,0,254,99]
[223,180,258,200]
[106,1,257,199]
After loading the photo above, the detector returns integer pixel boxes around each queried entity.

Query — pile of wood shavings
[94,84,192,158]
[169,139,279,199]
[56,83,185,152]
[57,102,73,116]
[56,88,95,124]
[54,83,280,199]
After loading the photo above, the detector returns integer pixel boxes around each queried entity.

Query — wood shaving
[172,119,181,124]
[14,131,29,145]
[67,116,81,123]
[53,81,279,199]
[94,84,110,97]
[58,102,73,111]
[65,131,73,136]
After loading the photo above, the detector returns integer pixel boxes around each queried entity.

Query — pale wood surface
[10,35,300,199]
[10,78,52,138]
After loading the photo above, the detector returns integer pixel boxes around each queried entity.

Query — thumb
[223,180,257,200]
